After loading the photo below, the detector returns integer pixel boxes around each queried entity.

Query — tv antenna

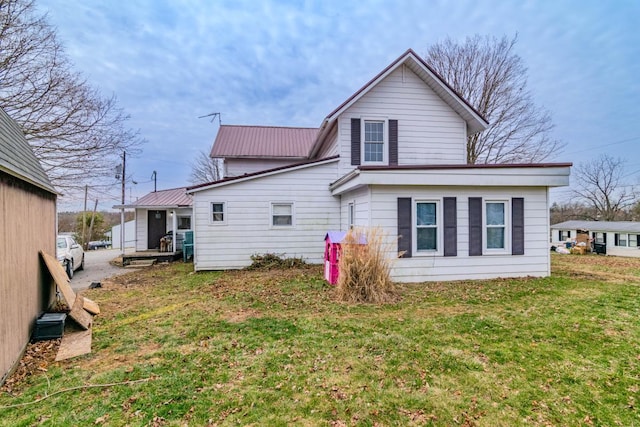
[198,112,222,125]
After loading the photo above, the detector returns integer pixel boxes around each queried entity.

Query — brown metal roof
[210,125,319,158]
[117,187,192,208]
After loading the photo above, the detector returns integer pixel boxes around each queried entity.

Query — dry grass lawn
[0,253,639,426]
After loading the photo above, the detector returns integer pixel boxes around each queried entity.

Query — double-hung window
[363,120,385,163]
[416,201,438,252]
[630,234,638,247]
[485,201,507,251]
[272,203,293,227]
[211,202,225,224]
[616,233,628,247]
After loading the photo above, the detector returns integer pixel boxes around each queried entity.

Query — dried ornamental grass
[335,227,396,303]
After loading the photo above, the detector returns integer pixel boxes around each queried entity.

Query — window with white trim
[560,230,571,241]
[485,201,507,251]
[211,202,225,224]
[363,120,385,164]
[630,234,638,247]
[615,233,628,247]
[415,201,439,252]
[348,202,355,229]
[594,232,605,244]
[271,203,293,227]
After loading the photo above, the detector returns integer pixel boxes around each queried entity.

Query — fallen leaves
[0,339,61,395]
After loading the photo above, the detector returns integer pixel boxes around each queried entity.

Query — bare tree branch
[425,34,560,164]
[0,0,144,192]
[189,150,221,185]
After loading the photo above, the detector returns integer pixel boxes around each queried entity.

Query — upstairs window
[363,120,385,163]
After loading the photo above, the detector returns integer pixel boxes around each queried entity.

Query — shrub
[335,227,396,303]
[247,253,307,270]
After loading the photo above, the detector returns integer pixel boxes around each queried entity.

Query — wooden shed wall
[0,172,56,384]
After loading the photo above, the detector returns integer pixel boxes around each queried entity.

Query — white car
[56,235,84,279]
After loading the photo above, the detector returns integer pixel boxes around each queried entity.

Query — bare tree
[189,150,221,184]
[425,34,560,164]
[572,155,636,221]
[0,0,143,191]
[550,201,593,224]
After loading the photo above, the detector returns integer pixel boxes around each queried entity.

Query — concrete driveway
[69,248,133,291]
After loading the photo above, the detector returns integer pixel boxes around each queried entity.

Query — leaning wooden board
[40,250,76,309]
[40,250,99,329]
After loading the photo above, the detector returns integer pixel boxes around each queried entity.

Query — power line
[563,136,640,156]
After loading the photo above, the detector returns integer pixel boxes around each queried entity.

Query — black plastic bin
[33,312,67,341]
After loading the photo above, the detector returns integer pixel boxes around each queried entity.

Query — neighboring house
[551,220,640,257]
[110,219,136,250]
[0,108,57,385]
[114,187,192,252]
[187,49,571,282]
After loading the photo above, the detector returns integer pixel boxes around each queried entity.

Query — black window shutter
[615,234,619,246]
[389,119,398,166]
[468,197,482,256]
[512,197,524,255]
[351,118,361,166]
[397,197,412,258]
[568,230,571,238]
[443,197,457,256]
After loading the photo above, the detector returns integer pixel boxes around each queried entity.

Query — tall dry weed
[335,227,396,303]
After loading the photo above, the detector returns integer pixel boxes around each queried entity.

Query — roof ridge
[220,124,319,130]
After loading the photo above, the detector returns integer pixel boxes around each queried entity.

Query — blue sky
[38,0,640,209]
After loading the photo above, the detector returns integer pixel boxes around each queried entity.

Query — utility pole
[120,151,126,256]
[82,185,88,249]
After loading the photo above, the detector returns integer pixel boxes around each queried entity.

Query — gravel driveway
[69,248,133,291]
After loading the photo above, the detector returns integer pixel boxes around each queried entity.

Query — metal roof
[116,187,192,209]
[0,107,56,193]
[551,220,640,234]
[210,125,319,158]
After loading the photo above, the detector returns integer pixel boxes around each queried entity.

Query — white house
[187,49,571,282]
[551,220,640,257]
[110,219,136,250]
[114,187,192,252]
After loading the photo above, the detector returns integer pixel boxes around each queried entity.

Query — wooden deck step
[126,259,156,268]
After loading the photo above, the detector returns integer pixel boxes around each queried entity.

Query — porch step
[126,259,156,268]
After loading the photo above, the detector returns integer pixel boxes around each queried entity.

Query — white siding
[368,185,551,282]
[336,66,467,175]
[339,186,371,229]
[225,158,303,177]
[135,209,147,251]
[193,161,340,270]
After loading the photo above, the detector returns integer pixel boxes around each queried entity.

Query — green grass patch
[1,257,639,426]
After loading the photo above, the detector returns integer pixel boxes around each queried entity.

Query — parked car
[56,235,84,279]
[87,240,111,250]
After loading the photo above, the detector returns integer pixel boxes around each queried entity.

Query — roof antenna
[198,112,222,125]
